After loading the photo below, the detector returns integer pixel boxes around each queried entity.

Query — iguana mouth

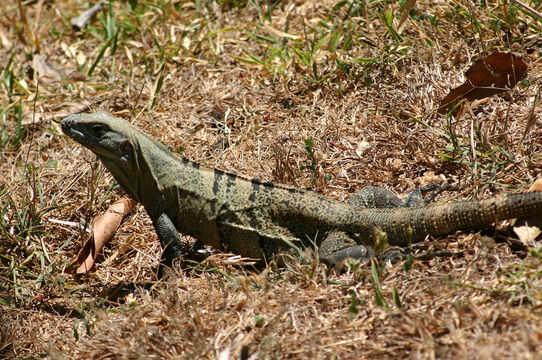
[61,115,98,147]
[63,126,85,140]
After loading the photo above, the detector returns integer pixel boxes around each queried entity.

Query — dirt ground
[1,0,542,358]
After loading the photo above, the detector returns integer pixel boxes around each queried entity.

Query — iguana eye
[92,124,107,136]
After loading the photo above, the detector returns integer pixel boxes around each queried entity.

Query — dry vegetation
[1,0,542,358]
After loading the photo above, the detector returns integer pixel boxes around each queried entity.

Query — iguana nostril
[61,114,80,131]
[61,119,71,133]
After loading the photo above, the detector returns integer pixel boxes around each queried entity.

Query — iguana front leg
[151,212,187,266]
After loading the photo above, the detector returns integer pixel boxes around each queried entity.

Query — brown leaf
[438,51,528,114]
[513,178,542,247]
[71,197,136,274]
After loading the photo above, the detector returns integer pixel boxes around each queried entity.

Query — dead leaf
[70,197,136,274]
[513,222,541,248]
[70,1,104,31]
[392,158,402,173]
[528,178,542,192]
[397,0,417,34]
[513,178,542,247]
[355,140,371,157]
[23,101,94,125]
[32,54,63,81]
[438,51,528,114]
[0,27,12,48]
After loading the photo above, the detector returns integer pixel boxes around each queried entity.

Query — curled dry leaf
[24,101,94,125]
[71,197,136,274]
[438,51,528,114]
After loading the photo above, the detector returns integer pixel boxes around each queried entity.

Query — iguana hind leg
[347,185,405,208]
[319,231,374,266]
[320,184,457,266]
[319,185,442,266]
[348,183,455,209]
[319,187,391,266]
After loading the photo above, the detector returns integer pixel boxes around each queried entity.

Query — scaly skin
[61,112,542,266]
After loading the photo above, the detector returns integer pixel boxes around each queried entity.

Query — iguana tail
[350,192,542,246]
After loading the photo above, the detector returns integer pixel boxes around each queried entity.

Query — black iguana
[61,112,542,267]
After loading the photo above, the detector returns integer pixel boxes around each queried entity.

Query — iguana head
[61,112,146,200]
[61,112,136,160]
[62,112,184,205]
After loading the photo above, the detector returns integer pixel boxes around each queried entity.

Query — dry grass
[1,0,542,358]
